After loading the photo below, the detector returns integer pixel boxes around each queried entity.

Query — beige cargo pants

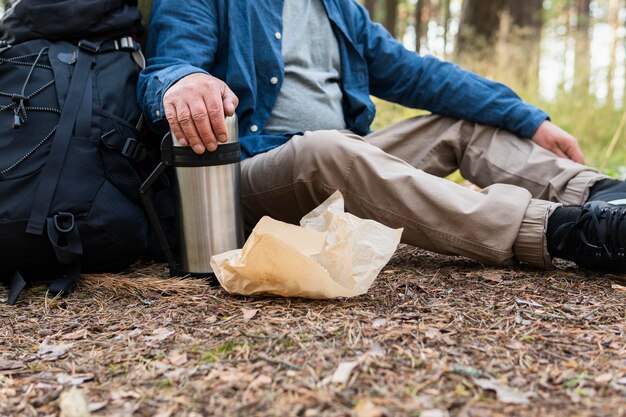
[240,115,607,269]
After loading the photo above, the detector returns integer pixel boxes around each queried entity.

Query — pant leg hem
[513,200,560,268]
[560,171,610,205]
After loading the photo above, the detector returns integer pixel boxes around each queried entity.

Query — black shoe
[548,201,626,272]
[587,178,626,206]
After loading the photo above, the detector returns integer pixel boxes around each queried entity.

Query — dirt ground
[1,245,626,417]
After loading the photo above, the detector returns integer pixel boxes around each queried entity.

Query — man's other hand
[531,120,585,164]
[163,73,239,154]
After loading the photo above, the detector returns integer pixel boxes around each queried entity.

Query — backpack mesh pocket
[100,114,143,205]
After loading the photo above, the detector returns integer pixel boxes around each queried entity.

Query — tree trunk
[577,0,592,31]
[456,0,543,61]
[456,0,506,55]
[414,0,430,52]
[607,0,619,107]
[384,0,398,37]
[442,0,451,57]
[414,0,423,52]
[506,0,543,29]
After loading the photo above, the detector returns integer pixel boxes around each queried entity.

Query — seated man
[138,0,626,273]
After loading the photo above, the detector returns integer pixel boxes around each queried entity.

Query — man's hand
[163,73,239,154]
[531,120,585,164]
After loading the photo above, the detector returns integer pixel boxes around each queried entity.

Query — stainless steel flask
[141,115,244,278]
[172,116,244,275]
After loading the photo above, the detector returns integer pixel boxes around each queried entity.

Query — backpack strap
[25,40,99,236]
[7,271,27,305]
[46,212,83,295]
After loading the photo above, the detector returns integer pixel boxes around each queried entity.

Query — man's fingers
[162,73,240,152]
[565,142,585,164]
[188,100,218,151]
[222,86,239,116]
[551,146,567,159]
[164,102,187,146]
[177,105,206,154]
[205,97,228,144]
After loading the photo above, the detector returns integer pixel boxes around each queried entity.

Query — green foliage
[200,340,242,363]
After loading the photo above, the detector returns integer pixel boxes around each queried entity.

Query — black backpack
[0,0,152,304]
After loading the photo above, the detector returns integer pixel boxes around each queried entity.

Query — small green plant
[200,340,241,363]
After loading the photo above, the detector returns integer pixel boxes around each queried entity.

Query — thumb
[222,86,239,116]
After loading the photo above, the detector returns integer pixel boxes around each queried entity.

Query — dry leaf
[611,284,626,292]
[0,359,25,370]
[595,373,613,384]
[38,340,73,361]
[482,273,502,283]
[331,361,359,384]
[168,350,188,366]
[144,328,174,341]
[354,399,384,417]
[154,406,176,417]
[372,318,387,328]
[87,402,107,413]
[474,378,531,405]
[59,388,91,417]
[515,298,543,308]
[424,328,441,339]
[367,342,385,358]
[62,329,88,341]
[57,374,95,385]
[421,410,446,417]
[250,374,272,388]
[242,308,259,321]
[110,390,141,400]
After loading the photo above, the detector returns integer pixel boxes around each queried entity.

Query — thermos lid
[162,115,241,168]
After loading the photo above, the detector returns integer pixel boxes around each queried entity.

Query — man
[138,0,626,273]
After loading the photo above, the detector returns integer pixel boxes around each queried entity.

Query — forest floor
[1,245,626,417]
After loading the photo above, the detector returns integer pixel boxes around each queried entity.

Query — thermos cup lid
[161,114,241,168]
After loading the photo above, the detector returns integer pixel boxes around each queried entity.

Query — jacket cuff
[507,103,550,139]
[144,65,210,124]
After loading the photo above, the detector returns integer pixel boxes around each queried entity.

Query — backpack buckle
[122,137,146,161]
[54,212,75,233]
[114,36,136,51]
[78,40,100,54]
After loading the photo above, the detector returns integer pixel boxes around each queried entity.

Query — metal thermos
[172,115,244,275]
[140,115,244,278]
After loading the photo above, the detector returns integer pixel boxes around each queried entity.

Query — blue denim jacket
[138,0,549,159]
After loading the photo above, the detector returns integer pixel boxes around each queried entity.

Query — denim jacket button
[274,32,282,40]
[250,124,259,133]
[270,77,278,85]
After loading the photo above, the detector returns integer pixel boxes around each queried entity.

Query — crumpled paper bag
[210,191,403,298]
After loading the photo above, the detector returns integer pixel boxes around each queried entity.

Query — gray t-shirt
[265,0,346,134]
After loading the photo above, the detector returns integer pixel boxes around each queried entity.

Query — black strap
[74,70,92,138]
[26,41,97,235]
[7,271,27,305]
[48,264,81,295]
[140,162,178,273]
[101,129,146,161]
[46,213,83,295]
[47,213,83,261]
